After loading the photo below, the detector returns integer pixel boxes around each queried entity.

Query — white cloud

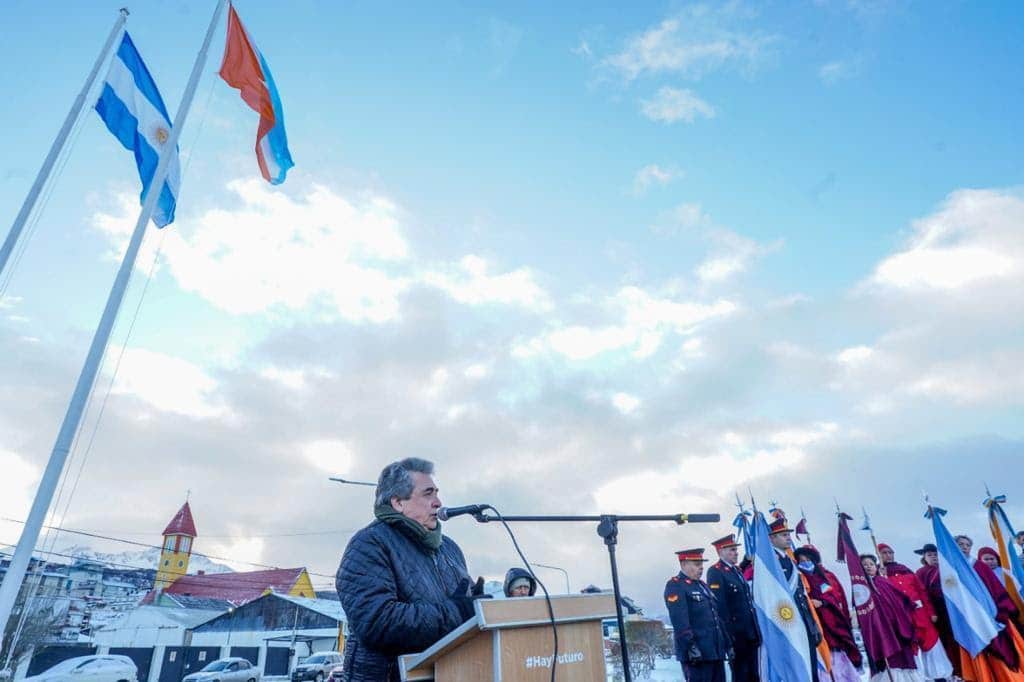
[836,345,873,366]
[632,164,682,195]
[422,255,551,311]
[641,87,716,124]
[868,188,1024,293]
[604,12,772,82]
[0,449,38,521]
[303,439,355,474]
[611,392,641,415]
[696,228,782,284]
[94,179,411,323]
[515,285,736,361]
[818,57,861,84]
[110,348,229,419]
[593,422,838,512]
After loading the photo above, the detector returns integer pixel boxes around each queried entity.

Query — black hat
[795,544,821,565]
[913,543,938,556]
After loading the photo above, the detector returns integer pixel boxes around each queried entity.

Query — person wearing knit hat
[503,567,537,598]
[706,534,759,682]
[664,548,732,681]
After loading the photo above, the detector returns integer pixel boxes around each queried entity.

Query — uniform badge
[667,594,679,603]
[710,583,720,589]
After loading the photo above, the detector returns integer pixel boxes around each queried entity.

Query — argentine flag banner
[751,512,813,682]
[95,32,180,228]
[930,505,1001,657]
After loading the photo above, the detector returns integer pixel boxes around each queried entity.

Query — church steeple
[155,501,197,591]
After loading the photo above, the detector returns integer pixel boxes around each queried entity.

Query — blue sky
[1,1,1023,617]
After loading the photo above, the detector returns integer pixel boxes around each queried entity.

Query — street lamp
[532,563,570,594]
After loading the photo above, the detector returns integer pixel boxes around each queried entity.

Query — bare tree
[2,601,67,673]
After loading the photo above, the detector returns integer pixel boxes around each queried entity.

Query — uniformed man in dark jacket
[336,458,485,682]
[706,534,760,682]
[665,547,733,682]
[767,517,823,682]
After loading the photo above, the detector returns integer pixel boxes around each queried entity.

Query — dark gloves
[726,647,735,661]
[686,644,702,662]
[451,577,492,621]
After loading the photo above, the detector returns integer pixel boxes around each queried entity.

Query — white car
[290,653,342,682]
[25,656,138,682]
[182,658,260,682]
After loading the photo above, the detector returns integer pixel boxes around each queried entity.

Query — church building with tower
[144,501,316,607]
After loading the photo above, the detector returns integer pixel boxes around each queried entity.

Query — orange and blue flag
[219,2,293,184]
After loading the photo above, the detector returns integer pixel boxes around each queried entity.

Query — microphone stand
[472,512,719,682]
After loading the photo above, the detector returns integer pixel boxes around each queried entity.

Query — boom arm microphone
[437,504,486,521]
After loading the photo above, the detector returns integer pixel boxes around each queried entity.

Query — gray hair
[375,457,435,507]
[955,534,973,545]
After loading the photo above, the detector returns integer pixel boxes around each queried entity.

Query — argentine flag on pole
[929,504,1002,657]
[751,511,813,682]
[95,33,180,227]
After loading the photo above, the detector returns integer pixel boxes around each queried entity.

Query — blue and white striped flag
[751,511,813,682]
[95,33,180,228]
[930,505,1002,656]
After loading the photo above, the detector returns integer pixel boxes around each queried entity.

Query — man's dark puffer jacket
[336,520,471,681]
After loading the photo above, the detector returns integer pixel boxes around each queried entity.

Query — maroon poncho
[804,566,862,667]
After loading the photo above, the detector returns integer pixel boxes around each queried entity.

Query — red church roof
[162,502,198,537]
[147,567,308,606]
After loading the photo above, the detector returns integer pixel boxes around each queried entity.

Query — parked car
[25,655,138,682]
[325,666,344,682]
[182,658,259,682]
[290,653,342,682]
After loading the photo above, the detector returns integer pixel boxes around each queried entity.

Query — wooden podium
[399,593,616,682]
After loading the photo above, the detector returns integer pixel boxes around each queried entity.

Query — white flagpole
[0,9,129,281]
[0,0,229,664]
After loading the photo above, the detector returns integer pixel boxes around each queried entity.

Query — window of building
[180,537,191,554]
[164,536,175,551]
[177,560,184,568]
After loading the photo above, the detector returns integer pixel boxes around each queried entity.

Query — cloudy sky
[1,0,1023,616]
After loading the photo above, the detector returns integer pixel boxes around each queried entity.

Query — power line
[0,517,344,580]
[0,544,335,590]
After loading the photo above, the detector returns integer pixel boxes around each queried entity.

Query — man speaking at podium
[336,458,483,681]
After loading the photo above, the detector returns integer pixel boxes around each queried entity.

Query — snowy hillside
[55,544,235,574]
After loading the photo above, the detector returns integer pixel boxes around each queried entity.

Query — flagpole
[0,9,129,281]
[0,0,229,659]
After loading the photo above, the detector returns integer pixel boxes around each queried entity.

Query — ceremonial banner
[836,513,903,664]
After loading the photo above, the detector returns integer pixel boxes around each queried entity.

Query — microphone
[437,504,486,521]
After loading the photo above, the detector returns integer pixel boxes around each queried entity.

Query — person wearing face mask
[878,543,952,680]
[665,548,733,682]
[793,545,862,682]
[706,534,759,682]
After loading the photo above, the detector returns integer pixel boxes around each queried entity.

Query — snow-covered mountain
[55,544,235,574]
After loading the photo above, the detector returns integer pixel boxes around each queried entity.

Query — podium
[399,593,616,681]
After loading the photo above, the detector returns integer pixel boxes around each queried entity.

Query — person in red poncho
[795,545,862,682]
[879,542,953,680]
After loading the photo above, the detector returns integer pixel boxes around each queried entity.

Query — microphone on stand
[437,504,487,521]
